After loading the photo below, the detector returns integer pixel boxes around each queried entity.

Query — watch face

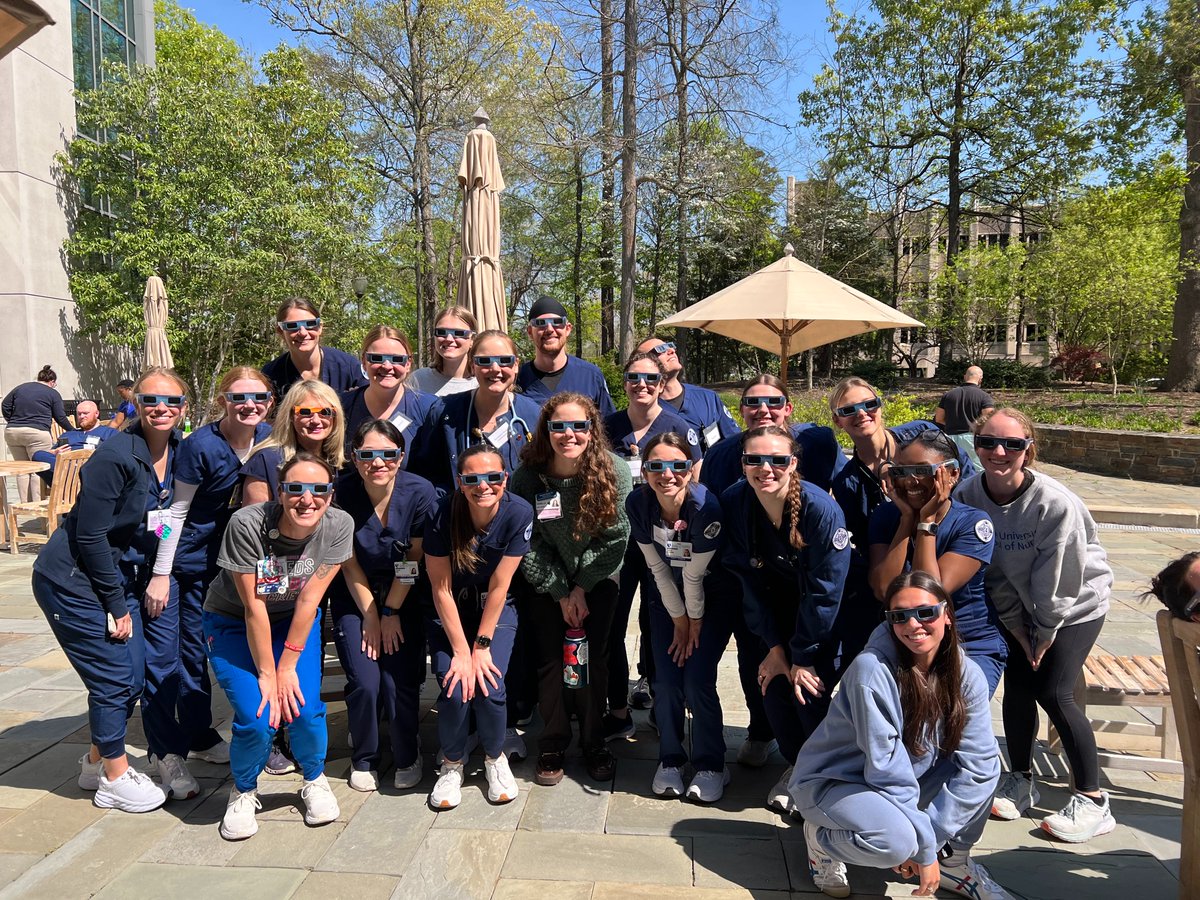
[475,635,492,647]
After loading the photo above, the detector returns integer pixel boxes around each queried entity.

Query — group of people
[24,295,1130,900]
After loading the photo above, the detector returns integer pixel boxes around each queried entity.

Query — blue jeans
[203,609,327,792]
[33,570,144,759]
[429,601,517,761]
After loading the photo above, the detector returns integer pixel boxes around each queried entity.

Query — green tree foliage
[928,242,1028,362]
[59,1,392,410]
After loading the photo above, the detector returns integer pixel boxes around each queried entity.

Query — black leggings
[1001,616,1104,792]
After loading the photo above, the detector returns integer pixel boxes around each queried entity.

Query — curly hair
[521,392,619,539]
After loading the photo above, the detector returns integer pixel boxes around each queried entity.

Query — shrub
[849,358,902,390]
[1049,345,1107,383]
[597,354,627,411]
[938,357,1052,389]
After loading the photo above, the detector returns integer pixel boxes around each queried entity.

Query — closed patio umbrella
[455,107,507,332]
[143,274,173,369]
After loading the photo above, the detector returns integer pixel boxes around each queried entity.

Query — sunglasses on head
[473,355,516,368]
[531,316,568,330]
[741,394,788,409]
[434,327,473,339]
[461,471,505,486]
[137,393,185,408]
[279,318,321,332]
[365,352,409,366]
[354,448,402,462]
[294,406,335,419]
[974,434,1033,452]
[885,602,945,626]
[279,481,333,496]
[224,391,271,404]
[741,453,793,469]
[834,396,883,418]
[651,341,676,355]
[625,372,662,385]
[887,460,960,480]
[644,459,693,473]
[548,419,591,433]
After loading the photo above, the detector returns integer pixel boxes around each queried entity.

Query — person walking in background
[109,379,137,429]
[516,297,615,415]
[409,306,479,397]
[3,364,74,502]
[935,366,994,468]
[261,297,367,401]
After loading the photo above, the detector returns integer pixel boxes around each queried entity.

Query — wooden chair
[6,448,92,555]
[1157,609,1200,898]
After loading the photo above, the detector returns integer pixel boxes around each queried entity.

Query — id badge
[487,421,512,449]
[393,560,420,584]
[702,422,721,449]
[256,555,287,595]
[535,491,562,521]
[85,436,100,449]
[390,411,413,434]
[146,509,171,540]
[665,540,693,567]
[627,458,643,483]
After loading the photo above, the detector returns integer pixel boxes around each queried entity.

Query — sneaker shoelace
[233,791,262,814]
[161,756,187,784]
[1061,793,1091,821]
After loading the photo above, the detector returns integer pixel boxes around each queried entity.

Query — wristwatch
[380,605,400,617]
[474,634,493,649]
[915,521,939,536]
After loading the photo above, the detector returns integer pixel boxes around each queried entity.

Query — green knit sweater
[510,451,632,600]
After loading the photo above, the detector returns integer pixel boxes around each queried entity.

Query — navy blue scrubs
[660,383,739,452]
[412,391,540,493]
[262,346,367,402]
[516,355,616,417]
[331,469,439,772]
[700,422,845,494]
[240,446,284,501]
[338,385,436,471]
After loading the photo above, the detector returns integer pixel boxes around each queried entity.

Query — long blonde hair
[250,379,346,469]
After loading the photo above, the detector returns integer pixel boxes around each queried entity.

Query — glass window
[71,0,95,91]
[101,0,124,30]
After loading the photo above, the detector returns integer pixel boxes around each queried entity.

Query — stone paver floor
[0,462,1188,898]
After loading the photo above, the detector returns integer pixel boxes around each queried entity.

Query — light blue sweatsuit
[789,623,1000,867]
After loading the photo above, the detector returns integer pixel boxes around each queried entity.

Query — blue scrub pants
[124,564,191,759]
[33,571,144,759]
[175,573,225,753]
[429,600,517,761]
[332,595,425,771]
[608,540,652,711]
[714,568,774,744]
[203,609,327,792]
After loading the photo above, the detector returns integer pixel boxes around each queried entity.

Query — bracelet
[283,640,305,654]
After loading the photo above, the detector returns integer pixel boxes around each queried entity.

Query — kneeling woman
[203,453,353,840]
[790,573,1009,900]
[627,432,729,802]
[425,444,534,809]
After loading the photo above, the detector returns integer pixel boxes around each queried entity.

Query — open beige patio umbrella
[455,107,507,332]
[142,274,174,369]
[658,244,924,383]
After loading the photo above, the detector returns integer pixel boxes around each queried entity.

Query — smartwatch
[474,634,493,649]
[380,605,400,617]
[915,521,939,536]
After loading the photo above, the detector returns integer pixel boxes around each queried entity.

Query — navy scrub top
[423,491,534,598]
[413,390,541,493]
[334,468,439,592]
[262,346,367,402]
[515,355,616,417]
[603,407,701,469]
[338,385,436,471]
[240,446,285,502]
[659,383,739,453]
[121,427,182,571]
[626,481,723,587]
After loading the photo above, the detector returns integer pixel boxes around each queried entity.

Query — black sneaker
[585,747,615,781]
[602,713,636,742]
[630,676,653,709]
[265,730,297,776]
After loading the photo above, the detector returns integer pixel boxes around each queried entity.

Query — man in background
[935,365,994,467]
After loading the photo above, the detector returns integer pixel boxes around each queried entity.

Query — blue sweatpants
[203,609,327,792]
[33,571,144,759]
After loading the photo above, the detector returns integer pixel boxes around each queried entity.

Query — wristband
[284,640,305,653]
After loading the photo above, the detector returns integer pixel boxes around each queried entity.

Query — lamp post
[352,275,368,299]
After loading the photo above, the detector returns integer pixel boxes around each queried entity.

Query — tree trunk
[409,24,437,366]
[618,0,639,362]
[599,0,616,355]
[649,210,662,329]
[1166,61,1200,390]
[573,149,585,358]
[674,0,690,325]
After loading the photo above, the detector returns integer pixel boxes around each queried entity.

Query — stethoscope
[463,389,533,450]
[747,491,805,572]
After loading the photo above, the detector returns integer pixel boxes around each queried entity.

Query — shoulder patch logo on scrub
[524,522,533,541]
[832,527,851,550]
[975,519,994,543]
[703,521,722,539]
[687,428,699,446]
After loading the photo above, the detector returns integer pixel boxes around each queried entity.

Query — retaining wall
[1035,423,1200,486]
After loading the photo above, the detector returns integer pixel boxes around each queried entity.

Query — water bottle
[563,627,588,689]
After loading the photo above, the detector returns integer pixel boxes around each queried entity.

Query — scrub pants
[33,571,144,759]
[608,540,653,712]
[175,573,225,753]
[203,609,327,792]
[429,600,517,761]
[125,564,191,759]
[710,568,773,744]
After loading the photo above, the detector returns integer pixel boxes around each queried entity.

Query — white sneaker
[219,786,261,840]
[348,769,379,792]
[1040,791,1116,843]
[991,770,1039,820]
[393,758,423,790]
[93,765,167,813]
[503,727,528,762]
[652,763,685,798]
[767,765,795,813]
[78,752,102,791]
[484,753,519,803]
[685,767,731,803]
[436,732,479,766]
[300,774,340,825]
[804,819,851,898]
[151,753,200,800]
[940,849,1014,899]
[189,739,231,765]
[737,738,776,768]
[429,763,464,810]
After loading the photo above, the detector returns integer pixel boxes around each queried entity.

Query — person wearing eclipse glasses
[515,296,615,416]
[634,334,740,454]
[409,306,480,397]
[956,408,1116,844]
[261,297,367,402]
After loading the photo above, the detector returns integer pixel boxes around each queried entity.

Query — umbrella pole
[780,333,790,386]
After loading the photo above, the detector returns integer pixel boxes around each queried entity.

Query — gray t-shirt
[409,367,477,397]
[204,502,354,623]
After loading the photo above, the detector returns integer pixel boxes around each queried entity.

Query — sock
[1087,793,1106,806]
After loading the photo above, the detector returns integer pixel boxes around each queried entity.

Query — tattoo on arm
[314,563,334,580]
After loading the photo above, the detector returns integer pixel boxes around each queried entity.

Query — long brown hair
[521,392,619,539]
[451,444,504,574]
[885,571,967,757]
[432,306,478,373]
[741,425,805,550]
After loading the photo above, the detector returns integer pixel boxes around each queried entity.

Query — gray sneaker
[990,771,1039,820]
[1041,792,1116,843]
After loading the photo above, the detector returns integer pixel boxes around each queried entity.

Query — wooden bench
[1157,610,1200,898]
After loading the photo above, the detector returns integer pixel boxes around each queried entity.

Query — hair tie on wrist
[284,640,305,654]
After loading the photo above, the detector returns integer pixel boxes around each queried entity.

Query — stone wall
[1035,424,1200,485]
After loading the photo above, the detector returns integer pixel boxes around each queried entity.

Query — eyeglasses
[279,318,321,332]
[644,459,693,473]
[294,406,335,419]
[834,396,883,418]
[651,341,676,356]
[279,481,333,496]
[531,316,568,330]
[887,460,960,480]
[354,448,402,462]
[741,395,788,409]
[742,453,793,469]
[473,355,517,368]
[548,420,591,433]
[434,327,473,339]
[625,372,662,385]
[461,472,505,486]
[1184,592,1200,619]
[885,602,945,626]
[974,435,1034,452]
[365,352,410,366]
[137,393,185,408]
[224,392,271,404]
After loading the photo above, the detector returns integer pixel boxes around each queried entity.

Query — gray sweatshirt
[956,470,1110,642]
